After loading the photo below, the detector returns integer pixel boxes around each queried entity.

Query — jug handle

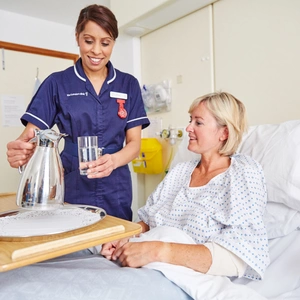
[18,136,37,174]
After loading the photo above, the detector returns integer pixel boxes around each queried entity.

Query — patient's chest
[151,181,230,243]
[147,159,257,244]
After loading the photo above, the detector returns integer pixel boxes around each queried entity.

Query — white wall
[214,0,300,125]
[140,5,214,198]
[0,10,78,54]
[141,6,214,129]
[0,51,74,193]
[111,35,142,81]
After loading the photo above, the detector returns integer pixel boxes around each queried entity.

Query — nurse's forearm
[6,123,39,168]
[111,126,142,169]
[111,139,140,169]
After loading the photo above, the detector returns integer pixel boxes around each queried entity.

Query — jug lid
[36,129,67,147]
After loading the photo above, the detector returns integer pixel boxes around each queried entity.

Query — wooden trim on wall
[0,41,79,63]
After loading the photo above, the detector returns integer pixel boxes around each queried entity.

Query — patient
[101,91,270,281]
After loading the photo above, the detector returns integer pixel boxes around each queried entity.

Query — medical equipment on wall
[141,80,171,114]
[132,138,163,174]
[160,125,184,145]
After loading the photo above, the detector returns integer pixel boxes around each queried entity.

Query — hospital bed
[0,120,299,300]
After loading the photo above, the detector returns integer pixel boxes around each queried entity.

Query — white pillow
[238,120,300,212]
[263,202,300,239]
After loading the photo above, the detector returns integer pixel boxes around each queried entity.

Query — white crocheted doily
[0,206,103,237]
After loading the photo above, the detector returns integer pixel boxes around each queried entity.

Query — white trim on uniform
[127,116,149,124]
[24,113,50,128]
[107,67,116,84]
[73,65,86,82]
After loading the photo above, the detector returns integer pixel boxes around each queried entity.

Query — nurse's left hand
[86,154,115,178]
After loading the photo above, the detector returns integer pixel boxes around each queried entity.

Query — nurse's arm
[6,122,39,168]
[115,125,142,167]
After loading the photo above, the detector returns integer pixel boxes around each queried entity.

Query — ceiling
[0,0,110,27]
[0,0,217,37]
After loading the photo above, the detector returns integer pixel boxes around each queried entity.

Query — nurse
[6,4,150,221]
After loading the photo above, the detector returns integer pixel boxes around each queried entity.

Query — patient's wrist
[156,241,171,263]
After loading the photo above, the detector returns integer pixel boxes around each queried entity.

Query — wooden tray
[0,193,142,272]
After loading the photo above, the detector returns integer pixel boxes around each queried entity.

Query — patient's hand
[111,241,164,268]
[101,238,129,260]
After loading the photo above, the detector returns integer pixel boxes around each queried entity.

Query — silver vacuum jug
[16,129,67,210]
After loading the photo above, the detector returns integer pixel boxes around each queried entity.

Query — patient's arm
[101,221,245,277]
[103,239,246,277]
[112,241,212,273]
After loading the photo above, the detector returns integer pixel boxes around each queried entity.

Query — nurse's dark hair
[188,91,248,156]
[75,4,118,40]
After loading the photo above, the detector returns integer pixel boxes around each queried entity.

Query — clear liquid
[78,146,98,175]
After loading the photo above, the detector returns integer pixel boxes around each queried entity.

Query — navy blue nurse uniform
[21,59,150,221]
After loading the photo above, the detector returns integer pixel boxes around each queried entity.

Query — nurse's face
[76,20,115,75]
[186,102,227,156]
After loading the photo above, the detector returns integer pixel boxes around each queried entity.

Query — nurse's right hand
[6,124,37,168]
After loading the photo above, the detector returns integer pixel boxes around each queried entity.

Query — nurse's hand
[6,124,37,168]
[86,154,115,178]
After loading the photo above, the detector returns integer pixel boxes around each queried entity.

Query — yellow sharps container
[132,138,163,174]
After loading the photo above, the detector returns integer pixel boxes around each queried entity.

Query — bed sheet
[0,229,299,300]
[233,228,300,300]
[0,251,192,300]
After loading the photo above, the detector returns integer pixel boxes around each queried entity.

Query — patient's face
[186,102,226,156]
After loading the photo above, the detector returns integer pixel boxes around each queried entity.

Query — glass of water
[77,136,101,175]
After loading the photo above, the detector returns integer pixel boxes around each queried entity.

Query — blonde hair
[188,91,248,156]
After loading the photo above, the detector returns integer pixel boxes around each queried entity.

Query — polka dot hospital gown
[138,154,270,280]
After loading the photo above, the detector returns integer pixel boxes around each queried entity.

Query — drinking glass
[77,136,101,175]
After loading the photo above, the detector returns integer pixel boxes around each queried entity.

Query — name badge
[110,91,128,100]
